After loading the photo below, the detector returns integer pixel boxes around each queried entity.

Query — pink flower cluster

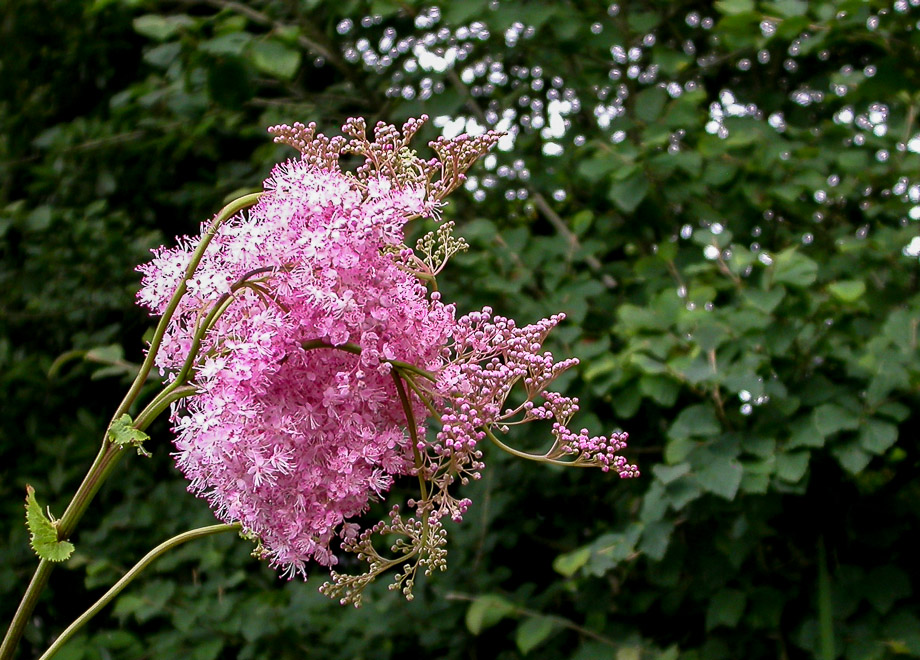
[136,117,637,584]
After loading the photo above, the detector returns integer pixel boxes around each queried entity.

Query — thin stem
[483,426,592,469]
[391,372,429,501]
[38,524,241,660]
[1,193,262,660]
[300,339,438,381]
[133,385,199,432]
[113,192,261,422]
[0,560,53,660]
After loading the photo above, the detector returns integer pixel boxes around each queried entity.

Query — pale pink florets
[136,117,636,585]
[138,159,455,577]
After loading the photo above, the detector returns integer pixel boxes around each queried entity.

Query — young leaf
[515,616,558,655]
[25,485,75,562]
[465,595,515,635]
[108,414,152,457]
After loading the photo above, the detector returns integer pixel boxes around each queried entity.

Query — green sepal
[108,413,152,457]
[25,485,75,562]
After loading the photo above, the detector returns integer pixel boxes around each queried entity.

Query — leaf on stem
[25,485,75,562]
[108,413,152,457]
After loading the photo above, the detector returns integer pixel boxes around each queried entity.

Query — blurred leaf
[515,616,557,655]
[247,40,301,80]
[465,595,515,635]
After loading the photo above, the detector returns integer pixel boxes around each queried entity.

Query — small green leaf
[696,456,743,500]
[858,420,898,455]
[634,87,667,123]
[639,520,674,560]
[776,451,810,483]
[772,247,818,287]
[247,40,301,80]
[108,414,152,457]
[706,589,746,630]
[608,171,649,213]
[827,280,865,302]
[515,616,557,655]
[653,463,691,484]
[668,404,721,441]
[745,287,785,314]
[714,0,755,14]
[25,485,74,562]
[831,440,871,474]
[813,403,860,437]
[465,595,515,635]
[553,546,591,577]
[133,14,194,41]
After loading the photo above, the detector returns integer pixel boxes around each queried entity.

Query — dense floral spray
[137,116,637,604]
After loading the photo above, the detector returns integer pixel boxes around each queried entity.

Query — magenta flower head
[136,116,638,604]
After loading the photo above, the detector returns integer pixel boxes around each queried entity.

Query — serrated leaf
[668,404,721,441]
[25,485,74,562]
[831,440,871,474]
[775,451,810,483]
[515,616,557,655]
[715,0,755,14]
[639,520,674,560]
[634,87,667,123]
[108,414,152,457]
[465,595,515,635]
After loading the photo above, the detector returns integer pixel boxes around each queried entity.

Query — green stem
[483,426,592,468]
[391,372,429,501]
[300,339,438,382]
[114,192,262,422]
[38,524,241,660]
[0,560,53,660]
[133,385,199,432]
[1,192,262,660]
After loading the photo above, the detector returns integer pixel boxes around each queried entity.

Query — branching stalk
[37,524,241,660]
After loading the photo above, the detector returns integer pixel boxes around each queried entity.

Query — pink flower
[137,117,637,598]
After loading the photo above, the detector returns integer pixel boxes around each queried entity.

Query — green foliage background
[2,0,920,658]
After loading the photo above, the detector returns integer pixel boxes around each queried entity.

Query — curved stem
[38,524,241,660]
[114,192,262,422]
[1,193,262,660]
[483,426,591,468]
[300,339,437,381]
[133,385,199,432]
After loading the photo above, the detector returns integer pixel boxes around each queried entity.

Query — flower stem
[37,524,241,660]
[300,339,437,381]
[483,426,592,468]
[114,192,262,422]
[0,193,262,660]
[391,372,428,501]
